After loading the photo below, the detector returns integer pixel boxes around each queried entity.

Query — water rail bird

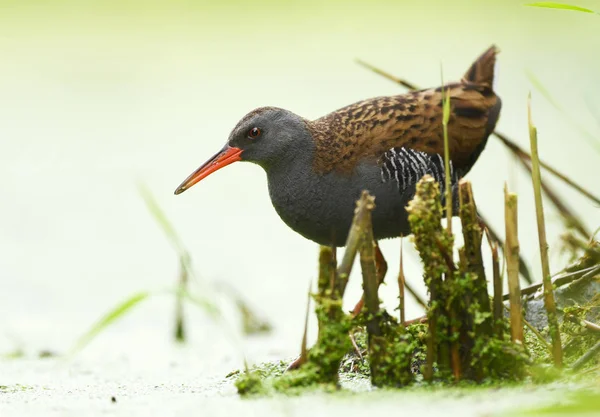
[174,45,500,253]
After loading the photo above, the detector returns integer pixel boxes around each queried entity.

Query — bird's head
[174,107,311,195]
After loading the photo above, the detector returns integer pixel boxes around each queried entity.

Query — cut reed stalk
[458,180,493,380]
[318,246,335,296]
[360,215,382,338]
[491,240,504,338]
[398,239,406,325]
[528,96,563,367]
[459,180,492,333]
[336,192,375,296]
[504,184,523,343]
[480,213,533,284]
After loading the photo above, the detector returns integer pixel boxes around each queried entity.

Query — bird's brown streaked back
[306,45,500,175]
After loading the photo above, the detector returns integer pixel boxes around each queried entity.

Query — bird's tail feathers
[462,45,499,87]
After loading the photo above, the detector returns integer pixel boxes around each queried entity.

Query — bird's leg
[351,242,387,316]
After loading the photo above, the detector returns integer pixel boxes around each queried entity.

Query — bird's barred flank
[380,147,457,197]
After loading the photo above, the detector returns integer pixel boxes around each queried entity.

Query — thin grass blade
[70,291,151,355]
[138,183,185,252]
[525,2,598,14]
[441,65,452,233]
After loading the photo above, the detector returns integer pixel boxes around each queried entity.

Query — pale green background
[0,1,599,415]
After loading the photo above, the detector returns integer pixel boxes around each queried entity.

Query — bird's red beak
[174,146,243,195]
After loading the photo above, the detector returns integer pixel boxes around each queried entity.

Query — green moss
[472,337,529,381]
[524,325,551,365]
[241,182,595,393]
[340,327,370,376]
[235,369,267,397]
[560,296,600,369]
[274,298,352,392]
[369,319,416,387]
[340,321,429,382]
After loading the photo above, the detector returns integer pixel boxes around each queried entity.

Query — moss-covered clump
[406,176,529,382]
[235,369,267,397]
[274,298,352,391]
[233,181,598,396]
[368,317,416,387]
[340,322,428,381]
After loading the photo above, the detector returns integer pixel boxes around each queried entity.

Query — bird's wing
[310,84,500,175]
[309,46,500,176]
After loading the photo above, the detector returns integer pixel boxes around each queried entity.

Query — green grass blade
[138,183,185,253]
[69,291,151,355]
[441,64,452,233]
[138,183,195,280]
[525,2,598,14]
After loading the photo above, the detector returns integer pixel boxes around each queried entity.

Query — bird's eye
[248,127,261,139]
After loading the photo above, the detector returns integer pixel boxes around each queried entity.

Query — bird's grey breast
[265,146,458,246]
[266,161,361,246]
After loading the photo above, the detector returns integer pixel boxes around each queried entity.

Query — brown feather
[306,45,500,175]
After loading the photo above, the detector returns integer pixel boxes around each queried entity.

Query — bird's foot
[285,355,304,372]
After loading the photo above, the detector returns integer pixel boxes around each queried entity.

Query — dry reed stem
[336,192,375,297]
[505,184,523,343]
[494,131,600,207]
[480,213,533,284]
[358,193,381,337]
[491,240,504,338]
[528,96,563,367]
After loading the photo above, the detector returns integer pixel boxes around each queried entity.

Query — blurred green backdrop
[0,0,598,366]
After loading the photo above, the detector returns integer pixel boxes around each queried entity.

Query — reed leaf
[525,2,598,14]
